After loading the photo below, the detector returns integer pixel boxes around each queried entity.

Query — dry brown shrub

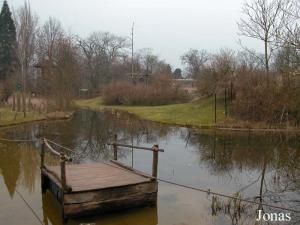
[102,75,189,106]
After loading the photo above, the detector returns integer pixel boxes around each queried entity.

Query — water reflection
[0,143,39,197]
[0,110,299,225]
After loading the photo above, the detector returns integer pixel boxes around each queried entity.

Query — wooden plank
[64,192,157,217]
[64,181,157,204]
[42,161,159,219]
[42,166,72,192]
[45,163,152,192]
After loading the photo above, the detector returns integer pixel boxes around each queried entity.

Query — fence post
[214,93,217,124]
[224,88,227,117]
[113,134,118,161]
[152,145,159,178]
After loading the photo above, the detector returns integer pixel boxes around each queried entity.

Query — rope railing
[107,142,164,152]
[41,138,73,196]
[45,138,76,153]
[108,134,162,178]
[43,138,72,161]
[43,139,61,157]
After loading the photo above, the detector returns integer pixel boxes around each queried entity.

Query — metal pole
[131,22,134,83]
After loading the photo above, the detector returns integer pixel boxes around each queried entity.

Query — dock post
[60,153,67,193]
[41,138,45,169]
[41,138,46,193]
[152,145,159,178]
[113,134,118,161]
[60,153,67,221]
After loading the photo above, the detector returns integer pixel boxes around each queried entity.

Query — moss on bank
[75,97,225,127]
[0,107,73,127]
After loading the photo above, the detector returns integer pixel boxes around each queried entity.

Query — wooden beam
[41,139,45,168]
[107,143,164,152]
[113,134,118,161]
[60,153,67,193]
[152,145,159,178]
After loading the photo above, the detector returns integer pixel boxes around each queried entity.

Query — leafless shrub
[102,75,189,106]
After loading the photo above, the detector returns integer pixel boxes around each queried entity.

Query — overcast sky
[7,0,261,68]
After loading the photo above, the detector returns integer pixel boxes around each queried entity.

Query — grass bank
[0,107,73,128]
[75,97,225,128]
[76,97,300,132]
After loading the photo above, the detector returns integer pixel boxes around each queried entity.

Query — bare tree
[36,17,64,61]
[14,1,38,116]
[195,49,236,96]
[34,17,67,111]
[278,0,300,50]
[54,36,81,110]
[78,32,128,89]
[238,0,294,72]
[236,50,264,71]
[139,48,159,77]
[211,49,236,90]
[181,49,210,78]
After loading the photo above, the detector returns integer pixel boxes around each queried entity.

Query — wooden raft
[40,136,163,220]
[41,162,157,218]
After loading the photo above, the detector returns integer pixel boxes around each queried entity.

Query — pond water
[0,110,299,225]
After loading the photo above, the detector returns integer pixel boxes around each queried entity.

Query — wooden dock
[40,137,164,220]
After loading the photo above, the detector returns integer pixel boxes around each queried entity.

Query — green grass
[0,108,43,126]
[75,97,225,127]
[0,107,72,127]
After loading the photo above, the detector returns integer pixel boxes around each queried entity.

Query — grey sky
[7,0,261,68]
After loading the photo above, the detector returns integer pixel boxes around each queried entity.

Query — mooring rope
[100,160,300,214]
[156,178,300,213]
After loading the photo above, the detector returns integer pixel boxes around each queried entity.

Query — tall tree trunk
[21,64,26,117]
[264,39,269,73]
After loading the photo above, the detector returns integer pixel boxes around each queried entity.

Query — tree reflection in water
[0,110,299,225]
[187,130,300,225]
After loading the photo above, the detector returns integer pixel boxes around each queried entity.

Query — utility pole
[131,22,134,83]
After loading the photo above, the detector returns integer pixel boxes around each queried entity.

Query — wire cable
[15,189,44,225]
